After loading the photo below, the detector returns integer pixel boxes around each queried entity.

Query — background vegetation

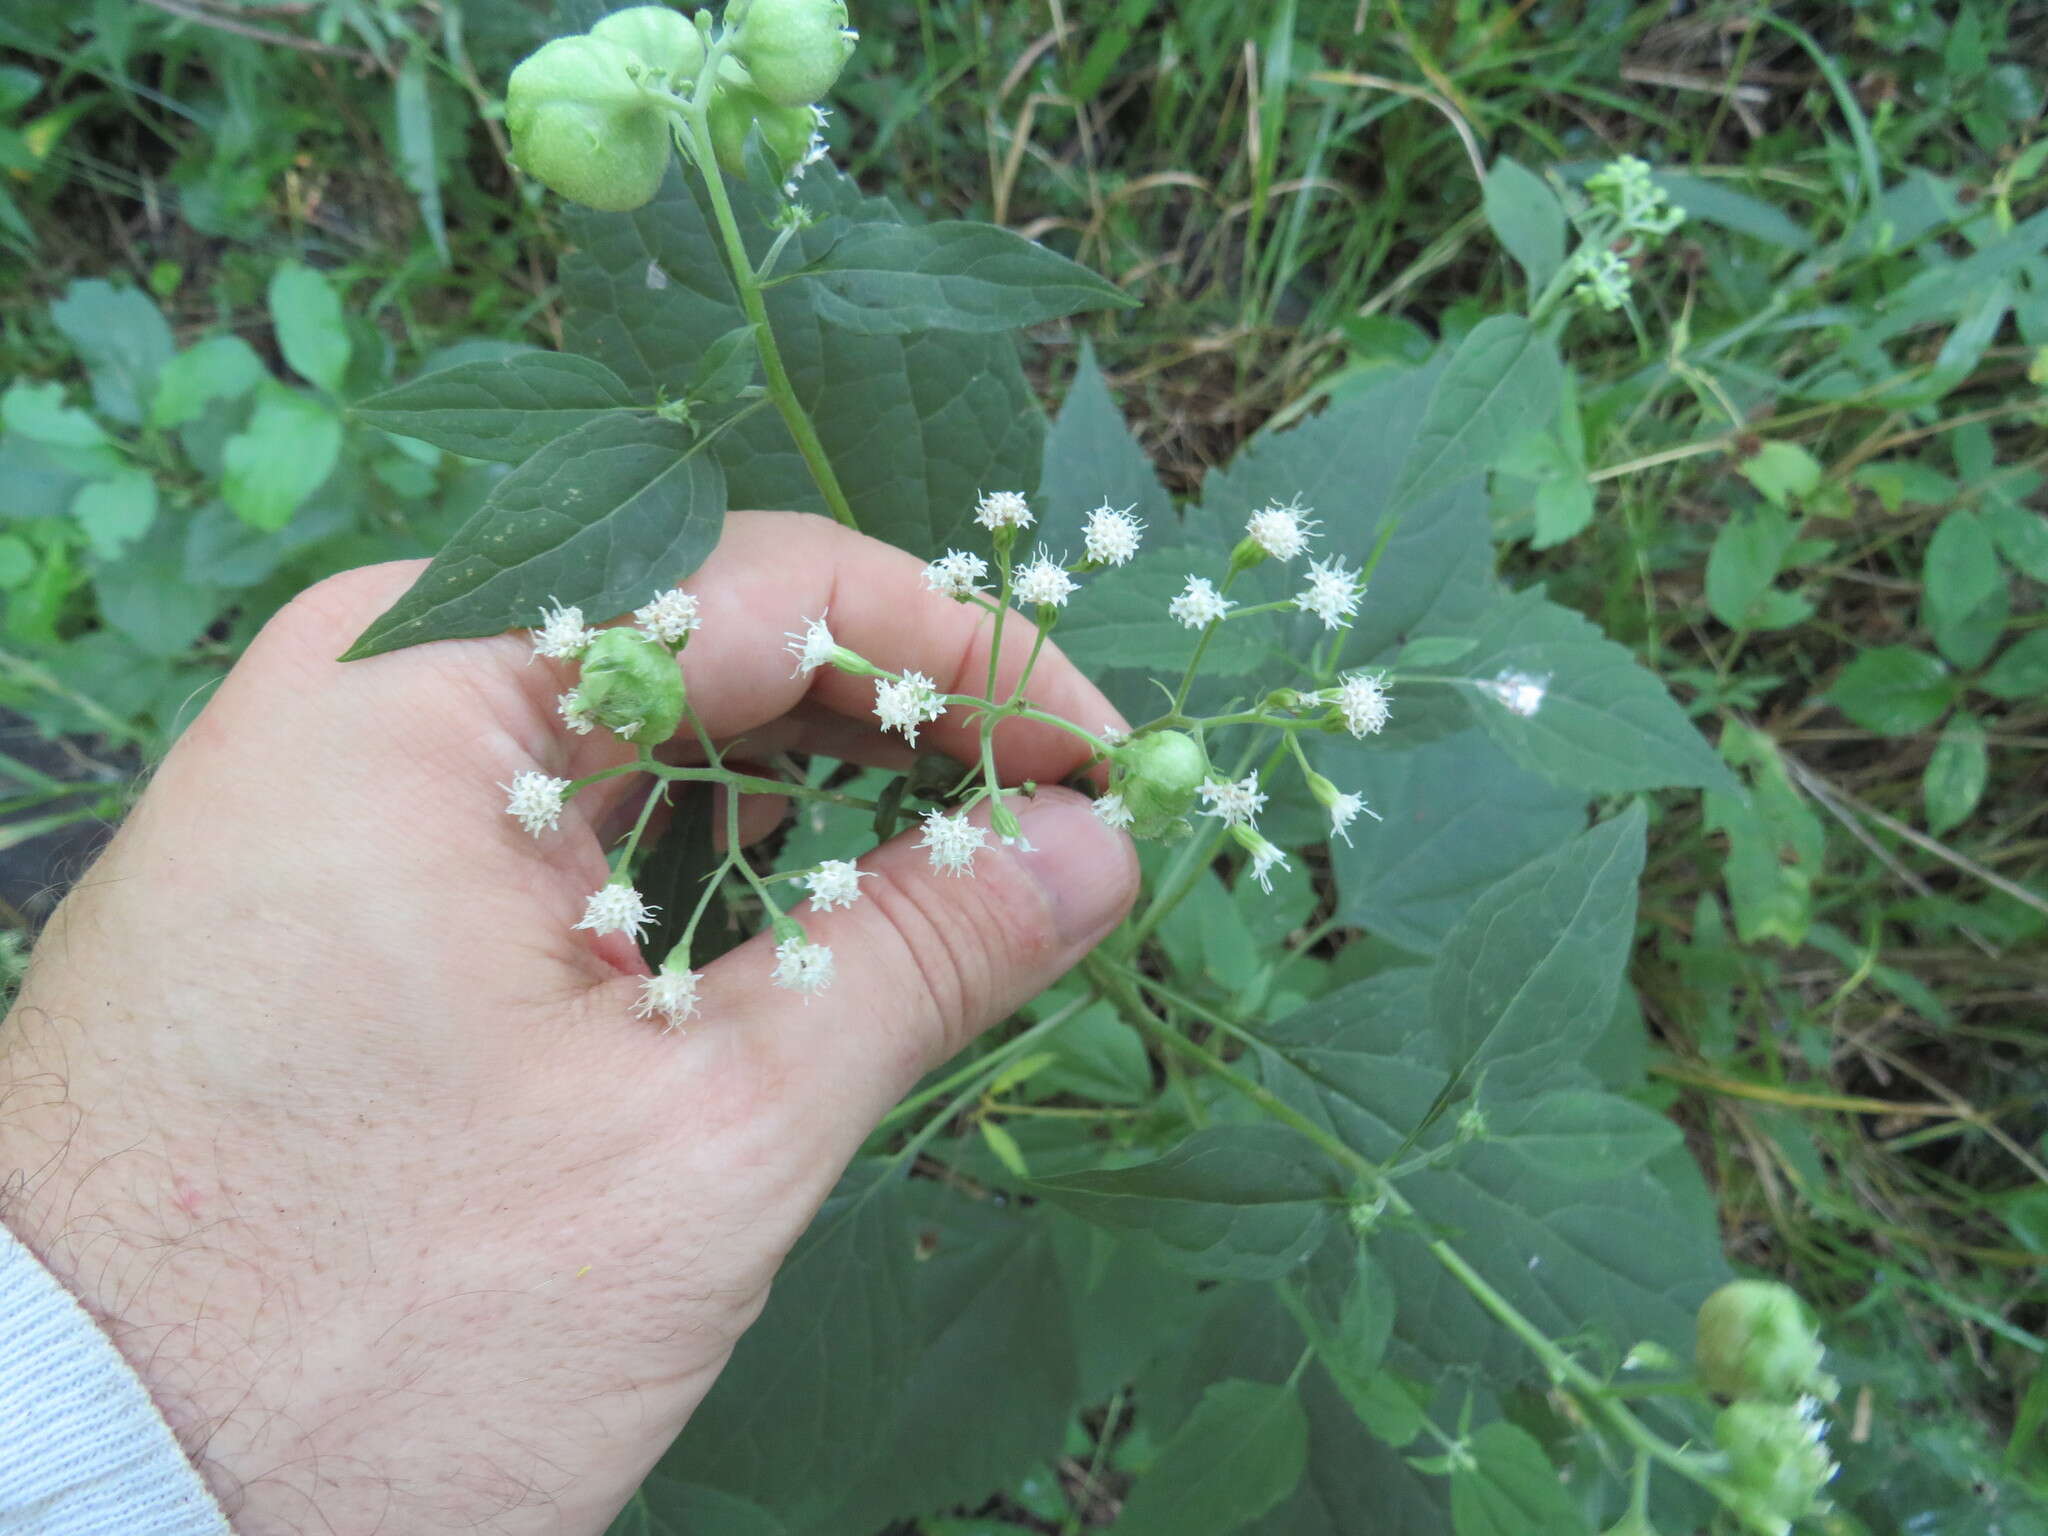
[0,0,2041,1530]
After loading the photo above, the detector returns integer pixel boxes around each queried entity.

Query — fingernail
[1012,788,1138,947]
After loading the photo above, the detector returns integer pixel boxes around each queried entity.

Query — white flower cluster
[531,601,598,660]
[802,858,872,911]
[1328,671,1392,738]
[918,808,987,877]
[1169,576,1234,629]
[772,934,836,997]
[502,770,571,837]
[575,881,660,942]
[1245,500,1318,561]
[1092,792,1133,830]
[1082,503,1144,566]
[635,966,703,1030]
[633,589,702,645]
[1013,553,1078,609]
[922,549,989,599]
[974,489,1034,531]
[874,670,947,745]
[785,613,837,676]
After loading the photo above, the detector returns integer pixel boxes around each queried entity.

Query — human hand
[0,511,1139,1534]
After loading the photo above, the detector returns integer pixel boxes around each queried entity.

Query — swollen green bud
[706,83,819,180]
[573,627,686,744]
[1696,1280,1836,1404]
[1114,730,1210,839]
[506,36,671,211]
[732,0,857,107]
[589,6,706,91]
[1714,1399,1837,1536]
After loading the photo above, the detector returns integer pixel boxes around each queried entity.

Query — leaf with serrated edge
[354,352,639,463]
[1393,316,1564,511]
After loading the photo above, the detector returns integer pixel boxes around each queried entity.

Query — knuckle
[862,863,1020,1061]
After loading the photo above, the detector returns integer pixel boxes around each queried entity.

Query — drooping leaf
[268,261,353,395]
[345,413,723,658]
[353,352,642,463]
[1392,317,1565,511]
[1450,1422,1593,1536]
[1114,1380,1310,1536]
[49,277,175,425]
[785,219,1136,335]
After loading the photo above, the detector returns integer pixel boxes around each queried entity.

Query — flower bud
[506,36,672,211]
[1113,730,1210,839]
[589,5,707,91]
[732,0,857,107]
[1714,1399,1837,1536]
[573,627,687,744]
[1696,1280,1836,1404]
[706,81,820,180]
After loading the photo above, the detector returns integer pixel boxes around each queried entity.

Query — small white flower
[784,612,836,677]
[557,690,596,735]
[1331,671,1393,738]
[1012,553,1078,609]
[502,770,571,837]
[1244,835,1290,895]
[1100,722,1131,746]
[918,808,987,877]
[1246,500,1317,561]
[532,601,597,660]
[1329,791,1380,845]
[874,670,947,746]
[1198,772,1267,828]
[974,489,1034,531]
[1082,503,1145,566]
[633,589,702,645]
[1294,556,1364,631]
[1169,575,1234,629]
[1092,792,1134,830]
[1481,668,1549,718]
[922,549,990,600]
[633,967,703,1030]
[802,859,872,912]
[772,935,836,996]
[574,882,659,942]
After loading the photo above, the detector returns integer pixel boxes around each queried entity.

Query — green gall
[589,6,706,91]
[506,36,671,212]
[1714,1399,1837,1536]
[733,0,857,107]
[574,627,687,744]
[1696,1280,1836,1404]
[1113,730,1210,839]
[706,83,819,180]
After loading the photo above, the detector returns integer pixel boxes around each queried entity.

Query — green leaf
[1923,712,1989,835]
[1432,806,1647,1094]
[1736,441,1823,506]
[1451,1422,1592,1536]
[1033,998,1154,1104]
[691,325,759,405]
[1451,590,1738,794]
[1827,646,1955,735]
[0,534,34,588]
[268,261,352,395]
[344,413,725,659]
[1392,316,1564,511]
[788,219,1136,336]
[1981,499,2048,583]
[1035,337,1176,552]
[1057,552,1270,679]
[49,278,174,425]
[70,468,158,560]
[1706,502,1811,630]
[353,352,640,463]
[1028,1125,1345,1281]
[1482,157,1566,291]
[93,515,221,657]
[221,387,344,531]
[1,379,107,449]
[1317,728,1588,955]
[611,1474,789,1535]
[1114,1380,1309,1536]
[1980,631,2048,699]
[1488,1092,1684,1181]
[392,54,449,265]
[1924,508,2005,668]
[149,335,265,429]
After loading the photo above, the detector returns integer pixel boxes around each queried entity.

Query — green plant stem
[874,991,1095,1135]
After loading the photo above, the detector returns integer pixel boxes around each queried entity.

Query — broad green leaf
[221,387,344,532]
[1303,1249,1396,1385]
[1924,509,2005,668]
[1449,591,1738,794]
[1056,552,1270,679]
[609,1476,788,1535]
[1033,998,1153,1104]
[150,335,265,429]
[1487,1092,1684,1181]
[1980,631,2048,699]
[691,325,759,405]
[183,497,352,590]
[1028,1124,1344,1281]
[1035,336,1175,552]
[1706,502,1811,630]
[1,379,107,450]
[1450,1422,1592,1536]
[1923,712,1989,834]
[353,352,640,463]
[269,261,352,395]
[1705,725,1824,947]
[1317,728,1587,955]
[344,413,724,659]
[1392,317,1564,512]
[1115,1380,1309,1536]
[1736,441,1824,506]
[1981,499,2048,582]
[70,468,157,559]
[787,219,1136,335]
[0,534,33,588]
[49,277,174,425]
[1483,157,1566,290]
[1827,646,1955,735]
[1432,806,1646,1093]
[93,515,221,657]
[1049,1214,1212,1403]
[561,166,1042,555]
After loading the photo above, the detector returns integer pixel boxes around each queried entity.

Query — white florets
[784,613,836,677]
[802,858,872,912]
[1329,791,1379,845]
[574,882,659,942]
[502,770,571,837]
[1244,835,1290,895]
[1013,553,1078,609]
[918,808,987,877]
[874,671,948,746]
[1331,671,1393,738]
[1082,503,1145,566]
[1246,500,1317,561]
[1482,669,1549,718]
[771,935,836,997]
[1198,772,1267,828]
[975,489,1034,531]
[922,549,990,600]
[1295,556,1364,631]
[1101,722,1131,746]
[633,967,703,1030]
[532,601,597,660]
[633,589,702,645]
[1169,576,1235,629]
[1092,792,1134,830]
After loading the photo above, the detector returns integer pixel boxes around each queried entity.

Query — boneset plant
[343,4,1853,1531]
